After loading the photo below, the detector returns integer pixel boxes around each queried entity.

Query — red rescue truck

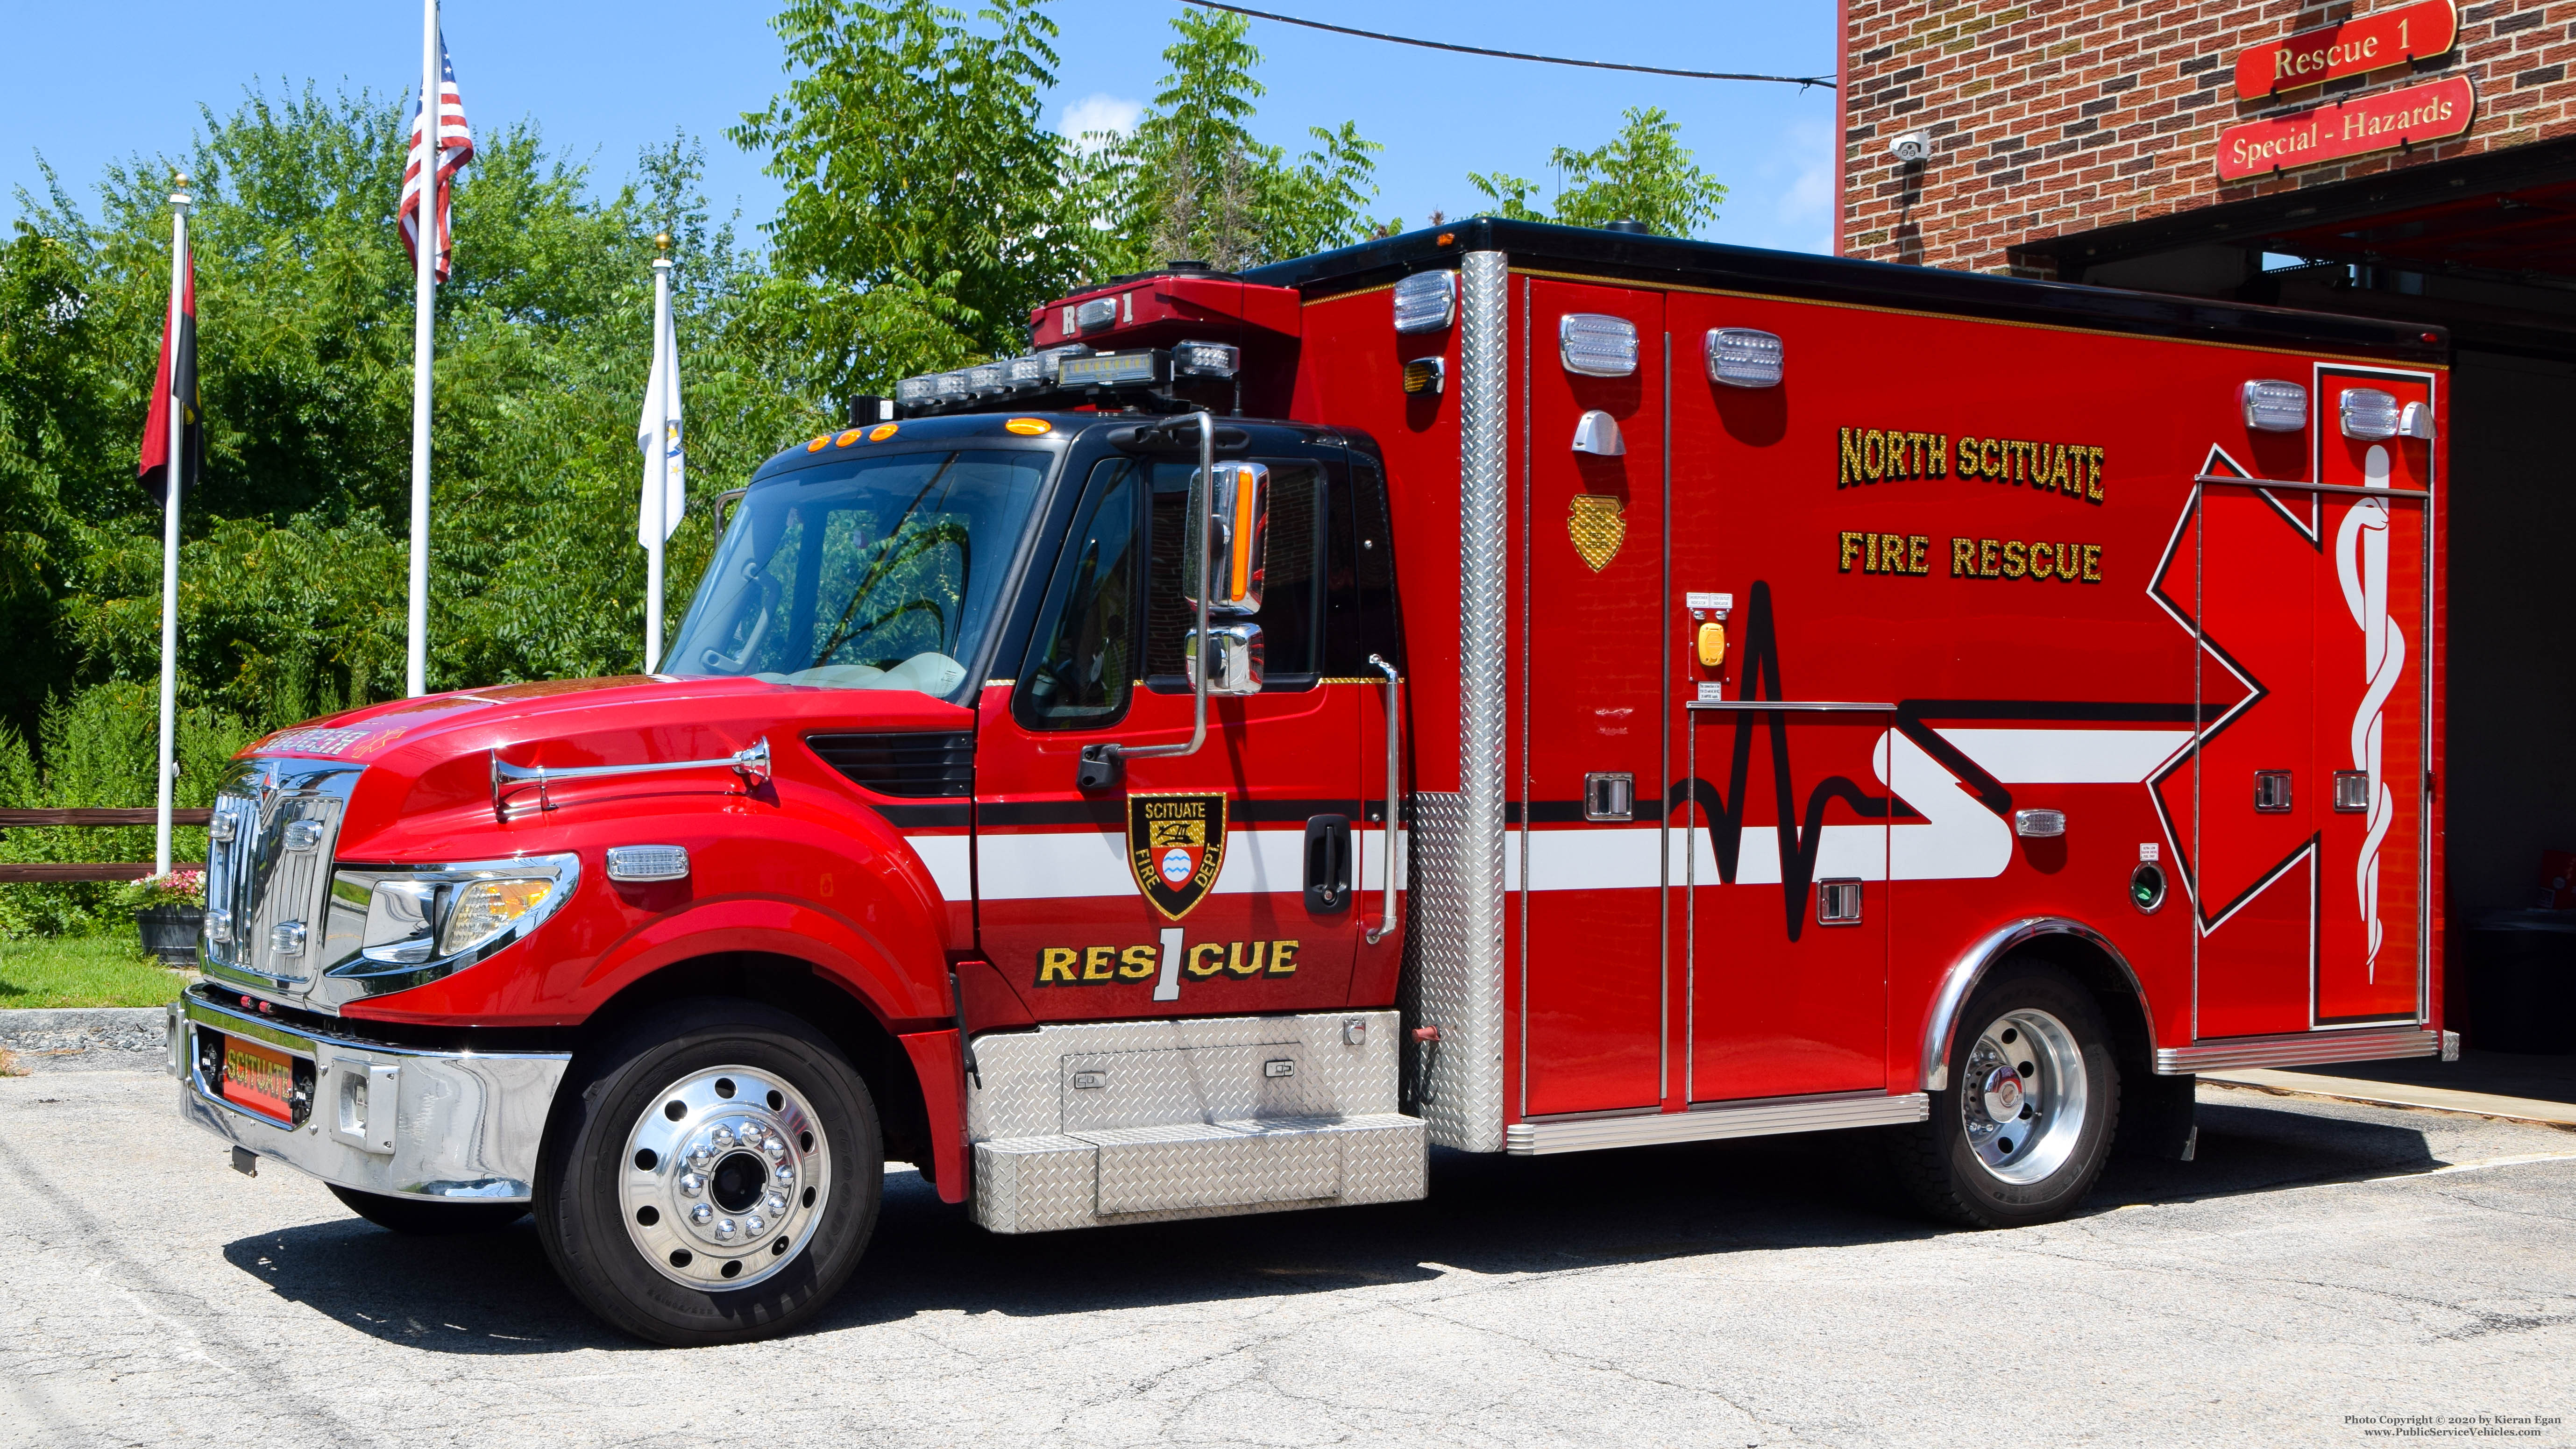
[173,219,2453,1344]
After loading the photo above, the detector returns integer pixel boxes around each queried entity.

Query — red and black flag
[138,249,199,504]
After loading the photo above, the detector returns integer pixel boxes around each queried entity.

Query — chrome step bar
[1505,1091,1930,1156]
[2154,1025,2449,1075]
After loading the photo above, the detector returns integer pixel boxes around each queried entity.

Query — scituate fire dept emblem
[1127,792,1228,920]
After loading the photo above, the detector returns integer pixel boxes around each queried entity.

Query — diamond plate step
[973,1112,1426,1234]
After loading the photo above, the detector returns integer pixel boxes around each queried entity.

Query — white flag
[636,294,684,546]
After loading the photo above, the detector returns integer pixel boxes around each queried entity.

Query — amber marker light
[1004,418,1051,435]
[868,422,899,441]
[834,428,864,446]
[805,437,828,452]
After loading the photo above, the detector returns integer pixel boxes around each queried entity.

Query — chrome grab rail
[490,737,771,819]
[1364,654,1401,946]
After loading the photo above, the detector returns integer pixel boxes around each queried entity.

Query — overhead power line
[1176,0,1837,90]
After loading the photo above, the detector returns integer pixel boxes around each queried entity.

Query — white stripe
[970,828,1336,902]
[1933,727,2193,783]
[907,833,972,901]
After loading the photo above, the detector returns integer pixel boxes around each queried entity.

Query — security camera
[1889,130,1932,165]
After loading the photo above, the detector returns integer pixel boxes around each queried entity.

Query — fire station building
[1840,0,2576,1040]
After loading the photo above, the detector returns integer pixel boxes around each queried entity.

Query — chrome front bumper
[172,993,570,1202]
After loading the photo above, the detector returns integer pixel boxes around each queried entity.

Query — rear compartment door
[2184,367,2432,1034]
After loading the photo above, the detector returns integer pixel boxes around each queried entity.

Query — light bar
[2241,379,2308,433]
[1174,339,1241,378]
[1393,271,1456,334]
[895,374,939,404]
[1074,296,1119,334]
[1057,350,1165,389]
[932,370,971,401]
[2339,387,2401,440]
[967,362,1008,396]
[1705,328,1784,389]
[1560,313,1638,377]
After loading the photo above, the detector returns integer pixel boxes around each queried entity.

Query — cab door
[972,439,1372,1020]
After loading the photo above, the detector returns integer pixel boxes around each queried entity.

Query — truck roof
[754,412,1351,481]
[1238,217,2448,366]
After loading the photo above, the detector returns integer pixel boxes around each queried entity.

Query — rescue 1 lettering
[1840,426,2105,503]
[1035,940,1300,985]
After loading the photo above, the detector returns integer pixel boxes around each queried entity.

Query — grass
[0,934,192,1009]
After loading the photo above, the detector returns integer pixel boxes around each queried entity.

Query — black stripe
[1898,699,2206,724]
[875,804,971,829]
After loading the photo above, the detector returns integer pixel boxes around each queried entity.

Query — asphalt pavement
[3,1059,2571,1449]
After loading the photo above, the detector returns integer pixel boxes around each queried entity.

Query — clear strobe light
[1074,296,1120,334]
[1560,313,1639,377]
[2339,387,2401,440]
[895,374,939,404]
[1705,328,1784,388]
[966,362,1008,396]
[1174,339,1241,377]
[2241,379,2309,433]
[1392,271,1456,334]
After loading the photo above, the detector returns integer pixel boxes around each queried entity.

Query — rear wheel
[1890,961,2120,1228]
[534,1000,882,1345]
[328,1184,527,1236]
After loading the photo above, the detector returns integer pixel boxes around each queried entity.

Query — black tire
[328,1184,529,1236]
[534,999,882,1346]
[1889,959,2121,1229]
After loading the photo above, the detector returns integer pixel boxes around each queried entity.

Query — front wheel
[1889,961,2120,1229]
[534,1000,883,1345]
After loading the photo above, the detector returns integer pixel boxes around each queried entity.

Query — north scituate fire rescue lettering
[1837,425,2106,504]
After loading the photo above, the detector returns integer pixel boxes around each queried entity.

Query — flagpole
[646,236,672,672]
[153,174,191,878]
[404,0,438,697]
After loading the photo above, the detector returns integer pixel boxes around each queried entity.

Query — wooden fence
[0,809,211,883]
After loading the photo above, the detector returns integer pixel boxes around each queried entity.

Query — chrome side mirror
[1187,461,1270,617]
[1187,624,1264,696]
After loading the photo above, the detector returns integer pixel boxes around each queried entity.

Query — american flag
[397,32,475,282]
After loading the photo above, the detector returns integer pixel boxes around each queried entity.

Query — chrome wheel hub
[1959,1008,2087,1186]
[621,1065,830,1290]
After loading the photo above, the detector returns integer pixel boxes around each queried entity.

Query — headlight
[321,853,580,990]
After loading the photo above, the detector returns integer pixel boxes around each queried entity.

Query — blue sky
[2,0,1838,256]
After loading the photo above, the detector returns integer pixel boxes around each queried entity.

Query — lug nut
[772,1163,795,1187]
[763,1192,788,1217]
[687,1146,714,1169]
[690,1203,713,1225]
[715,1218,738,1240]
[710,1126,736,1150]
[745,1215,766,1235]
[678,1173,705,1198]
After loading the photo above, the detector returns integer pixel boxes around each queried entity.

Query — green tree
[1468,107,1728,238]
[733,0,1096,385]
[1092,10,1389,273]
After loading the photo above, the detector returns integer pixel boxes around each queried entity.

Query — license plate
[215,1034,298,1124]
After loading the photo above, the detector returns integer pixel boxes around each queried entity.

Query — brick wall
[1842,0,2576,276]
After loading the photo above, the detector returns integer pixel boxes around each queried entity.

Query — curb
[2204,1072,2576,1133]
[0,1006,168,1058]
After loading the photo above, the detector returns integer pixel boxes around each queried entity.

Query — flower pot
[135,904,204,968]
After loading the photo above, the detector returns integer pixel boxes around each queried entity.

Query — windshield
[666,447,1053,699]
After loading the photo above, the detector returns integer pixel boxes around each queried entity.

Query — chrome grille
[202,758,364,994]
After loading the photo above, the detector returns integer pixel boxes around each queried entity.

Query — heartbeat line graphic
[1666,581,2204,943]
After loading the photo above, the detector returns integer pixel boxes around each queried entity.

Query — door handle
[1304,814,1352,914]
